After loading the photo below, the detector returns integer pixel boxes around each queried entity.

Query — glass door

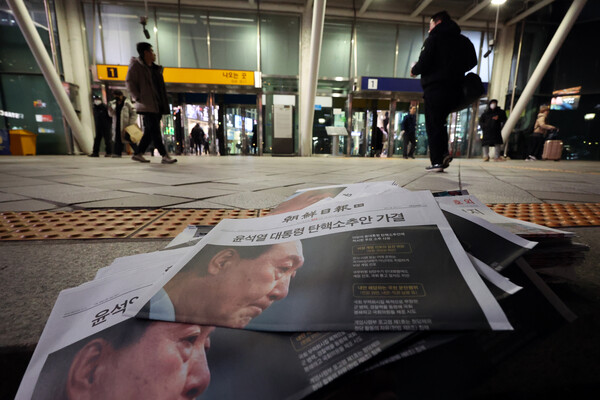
[225,106,257,155]
[350,110,366,156]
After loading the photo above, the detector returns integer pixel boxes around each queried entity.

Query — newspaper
[15,265,169,400]
[435,195,574,238]
[269,181,401,215]
[438,203,537,269]
[166,224,214,248]
[129,190,512,331]
[94,247,194,280]
[16,262,412,400]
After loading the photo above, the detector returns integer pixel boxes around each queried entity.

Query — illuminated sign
[97,65,256,86]
[0,110,25,119]
[35,114,53,122]
[551,86,582,111]
[96,65,129,81]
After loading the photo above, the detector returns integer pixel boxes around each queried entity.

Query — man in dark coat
[411,10,477,172]
[401,106,417,159]
[89,95,112,157]
[190,123,203,155]
[479,99,507,161]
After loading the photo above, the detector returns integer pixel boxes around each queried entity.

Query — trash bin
[9,129,37,155]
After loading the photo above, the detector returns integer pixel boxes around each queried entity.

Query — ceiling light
[491,0,507,4]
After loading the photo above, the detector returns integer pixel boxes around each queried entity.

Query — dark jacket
[479,102,507,146]
[411,19,477,91]
[126,57,169,115]
[401,113,416,137]
[93,103,112,134]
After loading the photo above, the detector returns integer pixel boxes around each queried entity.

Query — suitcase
[542,140,563,161]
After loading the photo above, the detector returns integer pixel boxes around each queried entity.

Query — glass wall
[99,3,153,65]
[210,12,257,71]
[319,20,352,78]
[356,21,396,77]
[260,14,299,76]
[155,9,180,67]
[0,1,68,154]
[180,10,209,69]
[395,25,424,78]
[82,2,102,65]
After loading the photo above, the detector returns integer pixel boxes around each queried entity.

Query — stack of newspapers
[16,182,578,399]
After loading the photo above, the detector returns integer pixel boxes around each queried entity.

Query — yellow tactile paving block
[487,203,600,228]
[131,209,260,239]
[0,209,166,240]
[1,204,599,241]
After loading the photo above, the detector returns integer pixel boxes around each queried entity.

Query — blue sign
[0,129,10,155]
[361,77,423,92]
[361,76,489,94]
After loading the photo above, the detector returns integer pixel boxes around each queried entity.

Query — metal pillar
[7,0,93,154]
[504,21,525,157]
[501,0,587,144]
[208,92,216,154]
[257,93,263,156]
[299,0,326,156]
[346,93,353,156]
[388,99,396,157]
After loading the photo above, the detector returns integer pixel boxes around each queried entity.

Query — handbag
[124,124,144,144]
[451,72,485,112]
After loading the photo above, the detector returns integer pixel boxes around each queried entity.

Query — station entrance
[182,93,260,156]
[347,94,425,158]
[345,91,479,159]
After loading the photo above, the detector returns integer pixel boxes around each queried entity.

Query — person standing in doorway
[216,122,226,156]
[401,106,417,159]
[479,99,507,162]
[126,42,177,164]
[89,95,112,157]
[108,90,138,157]
[411,10,477,172]
[190,122,202,155]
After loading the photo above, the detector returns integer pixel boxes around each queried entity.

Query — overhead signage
[97,65,256,86]
[361,77,424,93]
[96,65,129,81]
[361,76,488,94]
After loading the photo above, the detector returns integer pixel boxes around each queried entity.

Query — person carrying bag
[108,90,139,156]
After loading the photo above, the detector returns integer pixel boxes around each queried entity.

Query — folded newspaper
[18,181,573,400]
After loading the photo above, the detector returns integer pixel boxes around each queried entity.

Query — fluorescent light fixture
[584,113,596,120]
[491,0,507,4]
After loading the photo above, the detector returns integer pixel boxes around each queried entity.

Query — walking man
[411,11,477,172]
[401,106,417,159]
[126,42,177,164]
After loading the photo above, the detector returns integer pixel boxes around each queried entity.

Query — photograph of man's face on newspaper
[140,241,305,328]
[135,190,512,333]
[32,319,214,400]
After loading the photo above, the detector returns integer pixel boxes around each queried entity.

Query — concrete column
[488,24,516,109]
[7,0,93,154]
[387,100,396,157]
[298,0,326,156]
[257,93,263,156]
[501,0,587,143]
[60,0,94,150]
[208,92,216,154]
[345,93,353,156]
